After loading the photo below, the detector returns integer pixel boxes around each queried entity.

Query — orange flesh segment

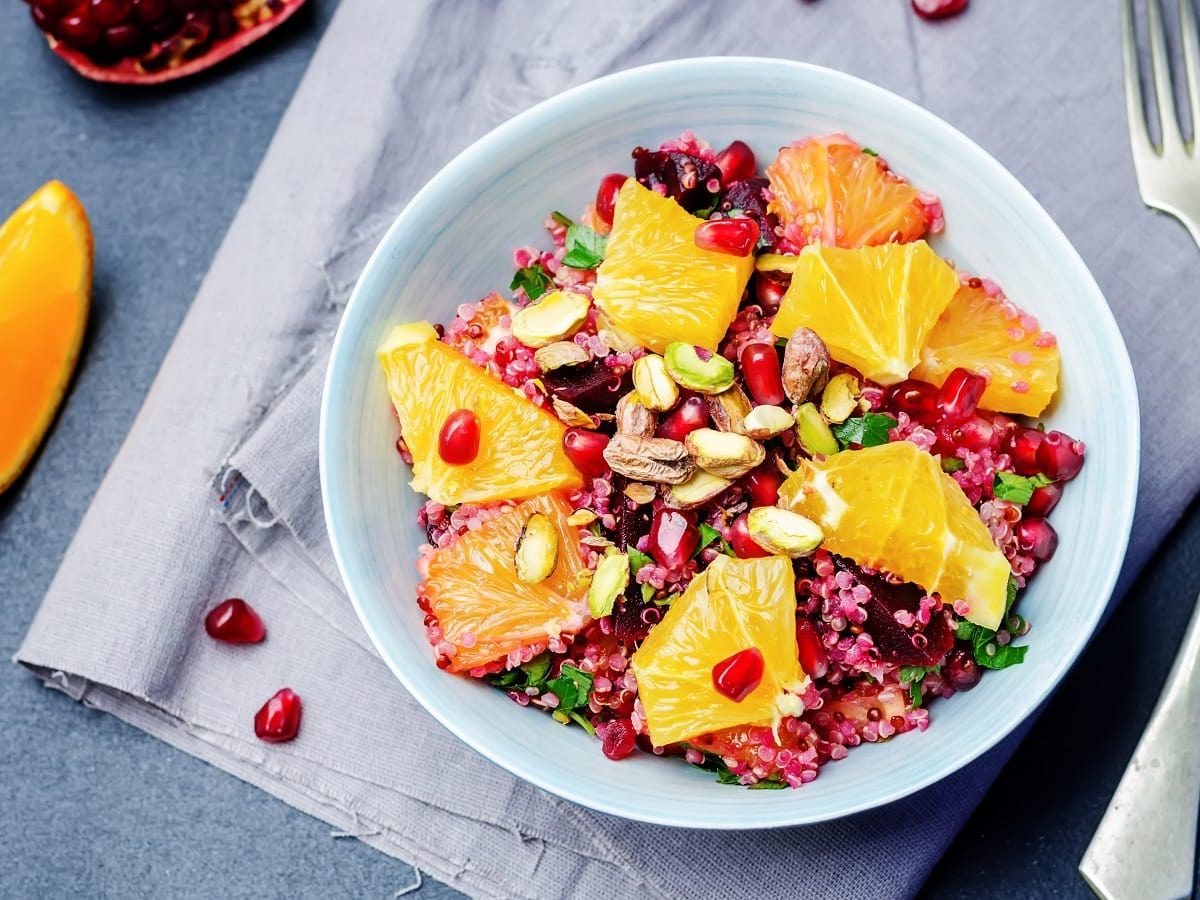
[0,181,92,493]
[779,441,1010,630]
[378,322,582,506]
[766,134,929,248]
[591,178,755,353]
[422,492,589,672]
[631,556,805,747]
[913,283,1060,416]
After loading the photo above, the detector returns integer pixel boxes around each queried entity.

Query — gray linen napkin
[18,1,1200,898]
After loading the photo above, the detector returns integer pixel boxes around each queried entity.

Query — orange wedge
[631,556,805,747]
[422,492,589,672]
[766,134,929,248]
[779,441,1010,630]
[591,178,755,352]
[913,282,1060,416]
[770,241,959,385]
[0,181,92,493]
[378,322,582,505]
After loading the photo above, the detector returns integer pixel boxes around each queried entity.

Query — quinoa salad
[376,131,1085,789]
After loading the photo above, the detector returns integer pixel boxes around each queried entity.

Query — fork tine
[1148,0,1186,151]
[1181,0,1200,143]
[1123,0,1157,157]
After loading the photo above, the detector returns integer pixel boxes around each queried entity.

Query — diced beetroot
[632,146,721,212]
[542,359,631,412]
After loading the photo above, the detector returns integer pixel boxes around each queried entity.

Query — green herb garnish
[898,664,940,708]
[509,264,553,301]
[992,471,1053,505]
[547,663,594,710]
[550,210,574,228]
[696,523,723,556]
[941,457,966,473]
[832,413,898,449]
[562,224,608,269]
[861,146,879,157]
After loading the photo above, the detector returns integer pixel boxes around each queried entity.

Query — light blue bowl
[320,58,1139,828]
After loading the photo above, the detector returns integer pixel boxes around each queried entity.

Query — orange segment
[591,178,754,352]
[422,492,589,672]
[379,322,583,505]
[766,134,929,248]
[914,283,1060,416]
[770,241,959,385]
[631,556,805,747]
[779,441,1010,630]
[0,181,92,493]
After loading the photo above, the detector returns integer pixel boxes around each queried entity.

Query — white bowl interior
[321,59,1138,828]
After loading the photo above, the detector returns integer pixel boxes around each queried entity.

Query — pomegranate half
[26,0,308,86]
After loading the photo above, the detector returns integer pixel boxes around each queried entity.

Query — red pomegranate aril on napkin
[711,647,765,702]
[204,598,265,644]
[714,140,757,184]
[740,343,786,405]
[911,0,967,20]
[254,688,302,743]
[694,218,759,256]
[594,173,627,229]
[438,409,480,465]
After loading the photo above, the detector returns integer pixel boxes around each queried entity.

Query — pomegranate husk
[42,0,307,86]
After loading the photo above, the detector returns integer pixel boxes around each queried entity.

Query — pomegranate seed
[594,173,626,229]
[647,509,699,569]
[711,647,765,702]
[912,0,968,19]
[755,274,787,314]
[89,0,133,26]
[492,338,516,368]
[729,512,769,558]
[1007,427,1045,475]
[600,717,637,760]
[1027,482,1063,517]
[936,414,994,454]
[795,618,829,679]
[943,647,981,692]
[254,688,302,743]
[104,23,146,52]
[936,368,987,424]
[714,140,757,183]
[438,409,480,465]
[33,0,75,14]
[58,14,102,47]
[694,218,759,257]
[988,412,1018,450]
[1015,516,1058,562]
[204,598,265,644]
[739,343,786,406]
[656,395,709,442]
[1035,430,1086,481]
[741,464,783,507]
[131,0,168,21]
[562,427,610,479]
[888,380,940,425]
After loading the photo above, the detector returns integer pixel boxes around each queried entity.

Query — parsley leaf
[1005,575,1019,618]
[715,769,743,785]
[568,710,597,735]
[862,146,879,157]
[550,210,574,228]
[627,548,657,603]
[993,471,1053,505]
[832,413,898,449]
[749,779,788,790]
[898,664,939,709]
[941,457,965,473]
[696,524,723,556]
[509,264,553,301]
[488,652,552,690]
[561,224,608,269]
[547,663,594,710]
[955,616,1029,670]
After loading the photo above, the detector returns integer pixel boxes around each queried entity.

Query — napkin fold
[18,1,1200,898]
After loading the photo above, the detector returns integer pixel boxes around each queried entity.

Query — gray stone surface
[0,3,1197,898]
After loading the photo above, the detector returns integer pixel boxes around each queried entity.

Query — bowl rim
[320,56,1140,828]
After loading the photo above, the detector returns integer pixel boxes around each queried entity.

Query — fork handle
[1079,591,1200,900]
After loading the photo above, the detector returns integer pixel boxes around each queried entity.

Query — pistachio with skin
[782,327,831,405]
[587,552,630,617]
[511,290,591,348]
[514,513,559,583]
[632,353,679,412]
[551,396,597,428]
[746,507,823,557]
[741,405,795,440]
[534,340,590,372]
[706,383,752,434]
[614,390,657,437]
[820,373,861,424]
[664,342,735,394]
[623,482,657,505]
[602,433,695,484]
[666,469,733,508]
[566,509,598,527]
[796,402,840,457]
[684,428,766,479]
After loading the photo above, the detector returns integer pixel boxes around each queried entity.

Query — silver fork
[1121,0,1200,247]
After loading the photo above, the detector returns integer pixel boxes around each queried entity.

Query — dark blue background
[1,4,1197,897]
